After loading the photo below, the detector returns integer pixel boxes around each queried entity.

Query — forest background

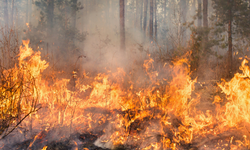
[1,0,250,84]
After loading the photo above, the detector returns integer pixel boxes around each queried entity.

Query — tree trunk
[48,0,54,35]
[154,0,157,42]
[180,0,187,44]
[29,0,32,24]
[120,0,125,51]
[3,0,9,27]
[11,0,14,27]
[135,0,139,28]
[228,3,233,78]
[26,0,29,23]
[200,0,208,79]
[140,0,143,31]
[203,0,208,47]
[106,0,110,24]
[203,0,208,27]
[203,0,208,49]
[163,0,166,23]
[149,0,153,41]
[72,0,78,29]
[143,0,148,33]
[198,0,202,27]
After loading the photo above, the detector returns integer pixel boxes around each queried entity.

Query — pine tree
[71,0,78,29]
[11,0,14,27]
[212,0,250,78]
[143,0,148,33]
[120,0,125,50]
[33,0,85,68]
[3,0,9,27]
[154,0,157,42]
[149,0,153,41]
[198,0,202,27]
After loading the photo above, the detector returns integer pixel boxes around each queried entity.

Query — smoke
[76,4,151,74]
[2,1,249,149]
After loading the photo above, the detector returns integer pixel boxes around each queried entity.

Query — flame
[2,40,250,149]
[218,59,250,128]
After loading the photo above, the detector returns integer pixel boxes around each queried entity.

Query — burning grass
[0,40,250,149]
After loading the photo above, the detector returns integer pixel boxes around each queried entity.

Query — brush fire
[0,40,249,150]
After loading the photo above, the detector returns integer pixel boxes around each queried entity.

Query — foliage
[212,0,250,42]
[30,0,86,67]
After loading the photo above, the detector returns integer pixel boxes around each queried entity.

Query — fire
[41,146,47,150]
[218,59,250,128]
[2,40,250,149]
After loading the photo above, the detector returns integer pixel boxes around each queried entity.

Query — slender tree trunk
[143,0,148,32]
[135,0,139,28]
[200,0,208,79]
[82,0,85,32]
[16,7,19,29]
[29,0,32,23]
[85,0,89,27]
[203,0,208,27]
[72,0,78,29]
[198,0,202,27]
[228,4,233,78]
[11,0,14,27]
[26,0,29,23]
[149,0,153,41]
[154,0,157,42]
[48,0,54,35]
[203,0,208,47]
[109,0,112,21]
[164,0,166,23]
[180,0,187,44]
[106,0,110,24]
[47,0,54,55]
[140,0,143,31]
[203,0,208,49]
[120,0,125,51]
[3,0,9,27]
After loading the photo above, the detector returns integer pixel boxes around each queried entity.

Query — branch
[1,107,42,139]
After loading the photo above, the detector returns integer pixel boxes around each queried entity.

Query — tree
[212,0,250,78]
[11,0,15,27]
[154,0,157,42]
[198,0,209,79]
[203,0,208,27]
[26,0,29,23]
[3,0,9,27]
[71,0,78,29]
[120,0,125,51]
[135,0,139,28]
[198,0,202,27]
[29,0,32,23]
[143,0,148,33]
[163,0,167,22]
[47,0,54,34]
[149,0,153,40]
[33,0,85,69]
[180,0,187,44]
[140,0,143,31]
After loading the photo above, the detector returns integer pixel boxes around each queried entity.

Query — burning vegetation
[1,0,250,150]
[0,39,249,150]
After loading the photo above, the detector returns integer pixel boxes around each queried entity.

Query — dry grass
[0,27,39,138]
